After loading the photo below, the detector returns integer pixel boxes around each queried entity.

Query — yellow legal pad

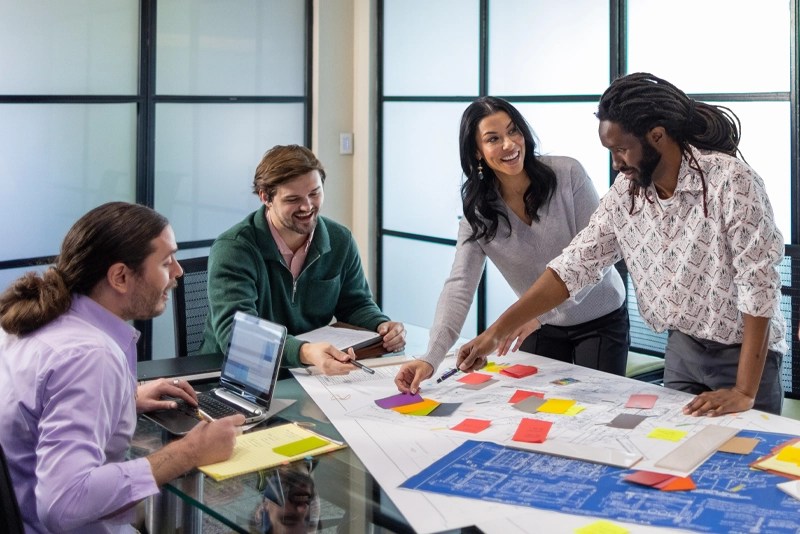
[199,423,346,481]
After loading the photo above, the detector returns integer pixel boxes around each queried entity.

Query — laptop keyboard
[172,392,241,420]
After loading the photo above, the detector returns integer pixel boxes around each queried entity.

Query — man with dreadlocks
[455,72,786,417]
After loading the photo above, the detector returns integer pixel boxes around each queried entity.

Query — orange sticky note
[392,398,440,415]
[658,476,696,492]
[457,372,493,385]
[511,418,552,443]
[508,390,545,403]
[451,418,491,433]
[537,398,576,414]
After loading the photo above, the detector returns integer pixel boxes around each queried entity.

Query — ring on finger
[172,379,180,386]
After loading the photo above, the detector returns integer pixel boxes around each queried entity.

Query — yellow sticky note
[483,361,508,373]
[272,436,329,456]
[648,428,688,442]
[777,445,800,464]
[564,404,586,416]
[537,398,576,414]
[392,398,440,415]
[574,519,629,534]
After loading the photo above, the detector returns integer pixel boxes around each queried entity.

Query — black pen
[437,368,459,383]
[350,358,375,374]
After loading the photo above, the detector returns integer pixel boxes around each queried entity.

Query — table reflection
[252,460,319,534]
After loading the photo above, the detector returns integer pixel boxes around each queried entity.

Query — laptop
[144,311,294,435]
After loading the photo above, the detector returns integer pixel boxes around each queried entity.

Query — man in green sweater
[201,145,405,375]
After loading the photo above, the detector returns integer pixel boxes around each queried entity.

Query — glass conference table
[131,326,447,534]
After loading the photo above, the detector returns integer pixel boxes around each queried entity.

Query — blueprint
[401,430,800,533]
[291,344,800,533]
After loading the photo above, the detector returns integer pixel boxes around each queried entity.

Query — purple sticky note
[375,392,423,409]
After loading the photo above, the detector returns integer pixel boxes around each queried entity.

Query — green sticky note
[272,436,329,456]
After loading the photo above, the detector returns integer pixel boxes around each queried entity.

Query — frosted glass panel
[383,102,465,238]
[382,236,477,339]
[718,101,790,243]
[0,265,50,295]
[515,102,611,196]
[0,104,137,261]
[0,1,138,94]
[488,0,609,95]
[157,0,305,96]
[154,103,304,242]
[383,0,479,96]
[486,262,519,327]
[628,0,789,93]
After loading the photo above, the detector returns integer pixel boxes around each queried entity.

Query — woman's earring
[477,161,484,181]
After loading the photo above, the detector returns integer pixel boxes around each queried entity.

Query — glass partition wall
[378,0,799,392]
[0,0,310,359]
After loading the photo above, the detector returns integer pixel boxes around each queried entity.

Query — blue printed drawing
[401,430,800,533]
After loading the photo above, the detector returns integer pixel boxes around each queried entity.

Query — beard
[126,278,173,320]
[620,138,661,188]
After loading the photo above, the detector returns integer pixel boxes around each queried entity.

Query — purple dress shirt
[0,294,158,533]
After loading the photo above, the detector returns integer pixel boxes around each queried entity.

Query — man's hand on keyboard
[136,378,199,414]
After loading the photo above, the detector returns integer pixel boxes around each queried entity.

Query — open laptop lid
[219,311,286,409]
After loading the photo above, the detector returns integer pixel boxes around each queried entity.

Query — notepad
[198,423,346,481]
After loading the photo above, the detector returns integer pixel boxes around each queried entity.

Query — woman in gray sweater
[395,97,629,394]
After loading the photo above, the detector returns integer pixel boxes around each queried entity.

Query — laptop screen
[220,311,286,405]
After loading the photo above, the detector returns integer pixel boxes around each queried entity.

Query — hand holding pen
[347,348,375,374]
[436,368,459,383]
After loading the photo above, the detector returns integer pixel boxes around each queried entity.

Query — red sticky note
[626,394,658,409]
[657,476,696,492]
[508,390,545,404]
[451,418,491,433]
[500,364,538,379]
[623,471,674,487]
[511,418,553,443]
[457,372,493,385]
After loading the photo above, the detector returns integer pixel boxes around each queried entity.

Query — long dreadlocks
[596,72,742,216]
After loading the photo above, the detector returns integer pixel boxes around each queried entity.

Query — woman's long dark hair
[596,72,742,216]
[459,97,557,242]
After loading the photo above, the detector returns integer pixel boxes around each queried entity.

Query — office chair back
[173,256,210,357]
[0,443,24,534]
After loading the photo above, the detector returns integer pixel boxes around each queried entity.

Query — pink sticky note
[457,372,493,385]
[451,418,492,433]
[500,364,538,379]
[626,394,658,409]
[511,418,553,443]
[508,390,545,404]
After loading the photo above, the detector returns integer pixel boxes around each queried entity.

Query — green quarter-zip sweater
[200,205,390,367]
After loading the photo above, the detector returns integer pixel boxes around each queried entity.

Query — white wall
[312,0,378,289]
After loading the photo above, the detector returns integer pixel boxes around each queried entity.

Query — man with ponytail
[0,202,244,533]
[457,73,786,417]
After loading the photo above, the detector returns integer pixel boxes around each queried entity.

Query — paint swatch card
[500,364,538,378]
[607,413,648,430]
[537,398,576,414]
[625,394,658,409]
[392,398,440,415]
[451,418,491,434]
[512,418,552,443]
[508,389,545,404]
[457,372,493,385]
[375,392,423,409]
[512,396,547,413]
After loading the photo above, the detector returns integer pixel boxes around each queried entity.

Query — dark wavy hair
[596,72,742,216]
[0,202,169,335]
[459,97,557,242]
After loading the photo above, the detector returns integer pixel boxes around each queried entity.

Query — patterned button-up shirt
[548,145,787,354]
